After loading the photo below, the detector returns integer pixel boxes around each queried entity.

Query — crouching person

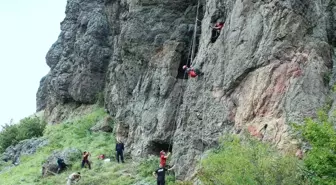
[66,172,81,185]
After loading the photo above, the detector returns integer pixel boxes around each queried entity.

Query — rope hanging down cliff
[167,0,201,153]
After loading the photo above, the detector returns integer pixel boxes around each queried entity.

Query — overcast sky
[0,0,66,126]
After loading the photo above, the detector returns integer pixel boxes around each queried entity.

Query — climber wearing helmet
[183,65,203,78]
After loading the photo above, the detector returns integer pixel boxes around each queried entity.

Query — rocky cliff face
[37,0,336,180]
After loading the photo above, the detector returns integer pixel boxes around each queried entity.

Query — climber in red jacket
[211,20,224,43]
[183,65,203,78]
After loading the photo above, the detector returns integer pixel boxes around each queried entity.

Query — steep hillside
[37,0,336,180]
[0,107,177,185]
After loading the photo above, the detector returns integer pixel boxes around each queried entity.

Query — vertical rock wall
[37,0,336,179]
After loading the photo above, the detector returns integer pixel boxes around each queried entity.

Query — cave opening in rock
[147,141,173,155]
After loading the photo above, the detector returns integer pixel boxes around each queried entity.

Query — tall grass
[0,108,118,185]
[0,107,179,185]
[198,135,305,185]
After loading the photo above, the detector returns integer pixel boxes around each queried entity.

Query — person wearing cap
[160,150,171,167]
[67,172,81,185]
[182,65,203,78]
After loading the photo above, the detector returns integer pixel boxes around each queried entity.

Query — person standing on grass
[81,151,91,169]
[66,172,81,185]
[160,150,171,167]
[115,139,125,163]
[153,164,175,185]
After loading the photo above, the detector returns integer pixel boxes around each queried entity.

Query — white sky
[0,0,66,126]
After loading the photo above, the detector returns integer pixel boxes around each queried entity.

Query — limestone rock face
[2,138,48,165]
[37,0,336,180]
[90,116,114,132]
[37,0,112,120]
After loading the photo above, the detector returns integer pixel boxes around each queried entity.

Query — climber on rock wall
[210,19,224,43]
[183,65,203,78]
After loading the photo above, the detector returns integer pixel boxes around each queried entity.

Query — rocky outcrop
[90,116,114,132]
[37,0,112,121]
[37,0,336,180]
[42,148,81,176]
[2,138,48,165]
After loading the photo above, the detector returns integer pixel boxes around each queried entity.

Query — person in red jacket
[211,20,224,43]
[182,65,203,78]
[160,150,171,167]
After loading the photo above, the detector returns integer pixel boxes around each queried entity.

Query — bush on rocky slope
[292,111,336,185]
[0,107,181,185]
[198,135,305,185]
[0,116,46,153]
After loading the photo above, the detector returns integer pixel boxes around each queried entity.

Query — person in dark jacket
[115,140,125,163]
[57,158,67,174]
[153,164,175,185]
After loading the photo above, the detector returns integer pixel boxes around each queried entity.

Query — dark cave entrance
[147,140,173,156]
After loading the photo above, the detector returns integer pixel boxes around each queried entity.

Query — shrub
[137,157,160,177]
[198,135,304,185]
[0,116,46,153]
[292,111,336,185]
[16,116,46,142]
[0,123,19,152]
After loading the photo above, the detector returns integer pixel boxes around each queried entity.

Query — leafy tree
[0,123,19,152]
[293,111,336,185]
[0,116,46,153]
[16,116,46,142]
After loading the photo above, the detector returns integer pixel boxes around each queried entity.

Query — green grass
[0,106,180,185]
[198,135,305,185]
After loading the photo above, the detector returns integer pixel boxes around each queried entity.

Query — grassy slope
[0,107,176,185]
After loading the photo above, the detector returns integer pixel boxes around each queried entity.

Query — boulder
[42,148,81,176]
[90,116,113,133]
[2,138,48,165]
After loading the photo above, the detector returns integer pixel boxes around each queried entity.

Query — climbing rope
[167,0,201,153]
[167,41,192,152]
[190,0,200,63]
